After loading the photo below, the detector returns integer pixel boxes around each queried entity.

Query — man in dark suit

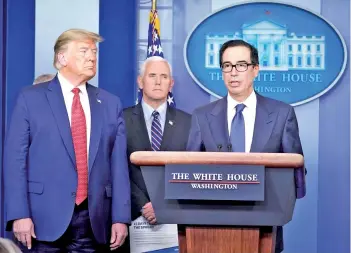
[124,56,191,224]
[4,29,130,252]
[186,40,306,253]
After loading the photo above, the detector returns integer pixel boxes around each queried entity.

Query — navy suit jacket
[186,94,306,253]
[186,94,306,198]
[124,103,191,221]
[4,77,131,243]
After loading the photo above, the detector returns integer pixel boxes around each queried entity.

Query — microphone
[200,142,206,151]
[227,144,232,152]
[217,144,222,152]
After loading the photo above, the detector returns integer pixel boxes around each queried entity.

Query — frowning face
[138,60,174,103]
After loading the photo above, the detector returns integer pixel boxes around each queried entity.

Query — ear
[137,75,143,89]
[253,64,260,78]
[169,78,174,92]
[57,52,67,67]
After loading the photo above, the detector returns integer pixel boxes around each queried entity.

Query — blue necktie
[151,111,163,151]
[230,104,246,152]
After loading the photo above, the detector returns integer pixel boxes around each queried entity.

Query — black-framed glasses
[221,62,256,73]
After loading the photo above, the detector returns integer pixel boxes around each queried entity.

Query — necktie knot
[72,88,80,95]
[152,111,160,119]
[235,103,245,114]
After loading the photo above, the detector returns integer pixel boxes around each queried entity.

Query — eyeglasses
[221,62,256,73]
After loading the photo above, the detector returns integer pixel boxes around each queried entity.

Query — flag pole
[152,0,157,11]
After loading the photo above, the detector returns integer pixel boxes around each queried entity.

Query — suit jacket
[3,77,131,244]
[124,103,191,221]
[186,93,306,253]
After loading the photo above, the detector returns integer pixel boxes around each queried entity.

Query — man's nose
[155,76,161,84]
[230,66,238,75]
[86,50,97,61]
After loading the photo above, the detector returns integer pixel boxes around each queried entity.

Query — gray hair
[0,238,22,253]
[53,28,103,70]
[33,74,55,85]
[139,56,172,77]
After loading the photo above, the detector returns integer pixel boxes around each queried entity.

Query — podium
[130,151,304,253]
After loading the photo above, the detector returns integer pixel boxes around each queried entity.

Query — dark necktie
[151,111,163,151]
[230,103,246,152]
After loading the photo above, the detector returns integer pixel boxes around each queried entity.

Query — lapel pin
[169,120,174,126]
[97,99,101,103]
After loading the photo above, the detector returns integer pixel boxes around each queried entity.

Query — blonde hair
[53,29,103,70]
[33,74,55,85]
[0,238,22,253]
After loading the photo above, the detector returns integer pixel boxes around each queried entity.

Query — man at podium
[186,39,305,253]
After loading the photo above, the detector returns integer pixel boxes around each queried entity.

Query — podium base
[178,226,276,253]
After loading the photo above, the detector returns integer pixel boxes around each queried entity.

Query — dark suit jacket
[124,103,191,221]
[186,93,305,253]
[3,77,131,244]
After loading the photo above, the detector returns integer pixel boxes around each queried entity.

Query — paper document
[129,216,179,253]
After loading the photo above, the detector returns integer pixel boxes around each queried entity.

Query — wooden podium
[131,151,304,253]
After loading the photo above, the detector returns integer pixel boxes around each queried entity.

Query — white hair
[139,56,172,77]
[33,73,55,85]
[0,238,22,253]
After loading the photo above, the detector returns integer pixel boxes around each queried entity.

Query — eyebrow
[235,60,249,64]
[222,60,248,64]
[148,72,169,76]
[79,46,97,51]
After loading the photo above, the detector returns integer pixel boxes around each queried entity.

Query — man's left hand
[110,223,128,251]
[142,202,157,224]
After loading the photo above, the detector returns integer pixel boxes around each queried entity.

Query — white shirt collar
[141,99,167,121]
[57,72,87,96]
[227,90,257,111]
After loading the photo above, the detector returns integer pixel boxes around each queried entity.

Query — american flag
[137,0,176,107]
[147,6,163,58]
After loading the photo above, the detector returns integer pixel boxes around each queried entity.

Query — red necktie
[71,88,88,205]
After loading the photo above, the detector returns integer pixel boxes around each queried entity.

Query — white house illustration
[205,20,325,71]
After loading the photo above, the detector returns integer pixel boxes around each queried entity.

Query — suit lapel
[208,98,230,148]
[160,106,175,151]
[132,104,152,150]
[46,77,76,167]
[250,94,275,152]
[87,84,102,173]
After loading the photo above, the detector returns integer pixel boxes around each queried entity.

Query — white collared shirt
[227,91,257,152]
[141,99,167,143]
[57,72,91,155]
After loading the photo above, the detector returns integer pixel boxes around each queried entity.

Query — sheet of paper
[129,216,179,253]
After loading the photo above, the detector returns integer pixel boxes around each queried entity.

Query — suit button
[71,192,76,197]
